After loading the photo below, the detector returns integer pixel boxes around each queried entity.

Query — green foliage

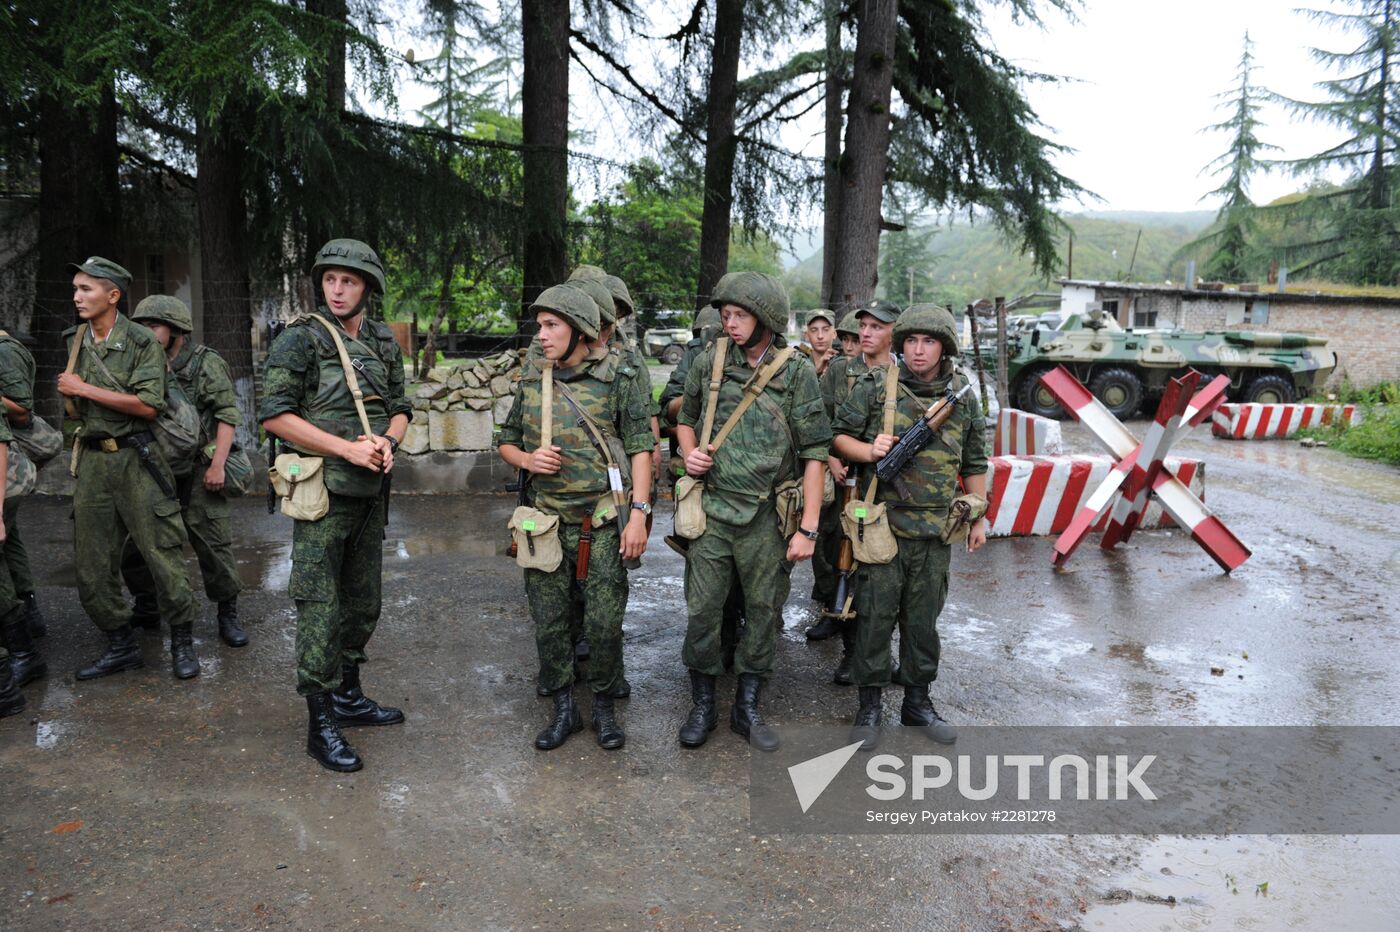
[1299,399,1400,465]
[880,215,939,305]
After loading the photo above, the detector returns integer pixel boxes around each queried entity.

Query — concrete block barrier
[1210,403,1358,440]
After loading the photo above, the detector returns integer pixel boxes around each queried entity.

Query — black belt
[83,431,156,452]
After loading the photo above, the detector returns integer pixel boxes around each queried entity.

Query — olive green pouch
[841,499,898,565]
[673,475,707,540]
[270,452,329,521]
[940,493,989,545]
[508,506,563,572]
[774,479,804,539]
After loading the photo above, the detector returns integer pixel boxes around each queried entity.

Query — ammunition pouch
[673,475,706,540]
[508,506,563,572]
[840,498,898,565]
[940,493,989,545]
[774,479,804,539]
[270,453,329,521]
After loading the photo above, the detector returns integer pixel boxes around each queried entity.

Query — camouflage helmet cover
[565,277,617,326]
[312,238,387,294]
[602,274,634,317]
[531,284,601,340]
[568,264,608,282]
[693,305,722,335]
[835,312,860,337]
[131,294,194,333]
[894,303,960,356]
[709,270,789,335]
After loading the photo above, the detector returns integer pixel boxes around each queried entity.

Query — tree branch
[569,29,702,142]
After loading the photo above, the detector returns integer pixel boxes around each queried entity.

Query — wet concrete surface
[2,422,1399,929]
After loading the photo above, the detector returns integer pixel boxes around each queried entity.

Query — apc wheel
[661,344,684,365]
[1089,367,1144,419]
[1243,373,1296,404]
[1017,367,1065,419]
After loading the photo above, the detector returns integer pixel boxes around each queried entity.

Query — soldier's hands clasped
[344,435,386,472]
[528,444,563,475]
[369,435,395,473]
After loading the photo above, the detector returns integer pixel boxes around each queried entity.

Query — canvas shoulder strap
[698,337,728,448]
[709,346,797,452]
[555,379,621,471]
[539,360,554,449]
[863,361,901,504]
[308,314,374,438]
[62,323,88,418]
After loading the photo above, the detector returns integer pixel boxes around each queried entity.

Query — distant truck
[995,310,1337,419]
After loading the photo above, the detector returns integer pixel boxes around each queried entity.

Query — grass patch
[1298,383,1400,466]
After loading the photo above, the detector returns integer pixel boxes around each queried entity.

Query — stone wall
[401,351,523,455]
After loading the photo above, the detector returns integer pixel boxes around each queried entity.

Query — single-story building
[1057,279,1400,388]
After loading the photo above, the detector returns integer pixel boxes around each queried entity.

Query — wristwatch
[385,435,400,453]
[798,526,820,541]
[630,501,653,516]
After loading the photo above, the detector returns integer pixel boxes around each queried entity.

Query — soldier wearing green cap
[800,309,838,377]
[675,271,832,753]
[808,300,902,678]
[260,238,412,773]
[58,256,202,681]
[0,327,50,683]
[498,284,654,752]
[122,294,248,648]
[832,303,988,752]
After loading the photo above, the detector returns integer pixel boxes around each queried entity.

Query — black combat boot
[331,662,404,726]
[169,624,200,679]
[129,592,160,632]
[0,657,25,718]
[901,684,957,745]
[217,598,248,647]
[678,670,718,748]
[730,673,780,752]
[535,687,582,750]
[3,611,47,686]
[805,614,841,641]
[21,593,46,639]
[832,625,855,685]
[75,626,144,680]
[850,686,883,752]
[591,693,625,750]
[306,692,363,772]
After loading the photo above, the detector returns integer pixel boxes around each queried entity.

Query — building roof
[1057,279,1400,309]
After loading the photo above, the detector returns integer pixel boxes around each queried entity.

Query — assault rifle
[822,473,858,621]
[874,382,973,500]
[505,468,530,559]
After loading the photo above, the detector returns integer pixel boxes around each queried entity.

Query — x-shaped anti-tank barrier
[1038,366,1251,573]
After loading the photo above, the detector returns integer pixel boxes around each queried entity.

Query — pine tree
[1275,0,1400,283]
[1184,32,1276,282]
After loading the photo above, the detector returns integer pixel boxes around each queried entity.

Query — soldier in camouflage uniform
[835,312,860,358]
[798,309,837,377]
[1,415,33,717]
[58,257,202,682]
[675,272,832,752]
[832,304,988,751]
[261,239,412,773]
[498,285,653,751]
[807,300,900,683]
[123,296,249,648]
[0,329,49,689]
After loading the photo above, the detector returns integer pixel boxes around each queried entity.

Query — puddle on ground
[1081,834,1400,930]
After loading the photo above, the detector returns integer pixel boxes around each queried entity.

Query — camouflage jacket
[659,335,709,425]
[63,314,168,440]
[833,360,987,540]
[820,354,888,420]
[170,342,242,446]
[0,331,35,414]
[259,311,412,498]
[528,335,657,421]
[498,347,654,524]
[678,339,832,526]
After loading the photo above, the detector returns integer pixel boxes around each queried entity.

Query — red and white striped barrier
[993,408,1065,457]
[1038,365,1250,573]
[1210,403,1358,440]
[984,455,1204,538]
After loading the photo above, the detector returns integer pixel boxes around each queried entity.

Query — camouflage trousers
[809,498,843,606]
[526,521,626,697]
[73,445,196,632]
[122,476,242,612]
[290,493,384,696]
[683,501,792,678]
[3,498,34,597]
[850,537,951,688]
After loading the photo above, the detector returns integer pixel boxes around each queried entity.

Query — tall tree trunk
[197,111,256,449]
[831,0,897,312]
[821,0,846,310]
[303,0,348,312]
[695,0,746,309]
[520,0,570,339]
[418,241,464,378]
[33,83,120,422]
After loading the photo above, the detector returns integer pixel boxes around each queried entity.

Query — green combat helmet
[894,303,960,356]
[131,294,194,334]
[709,270,789,336]
[694,305,722,338]
[835,312,859,337]
[565,277,617,326]
[312,239,386,294]
[568,264,607,282]
[602,274,634,317]
[532,284,601,340]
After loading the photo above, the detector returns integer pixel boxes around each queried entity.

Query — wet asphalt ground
[2,421,1398,930]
